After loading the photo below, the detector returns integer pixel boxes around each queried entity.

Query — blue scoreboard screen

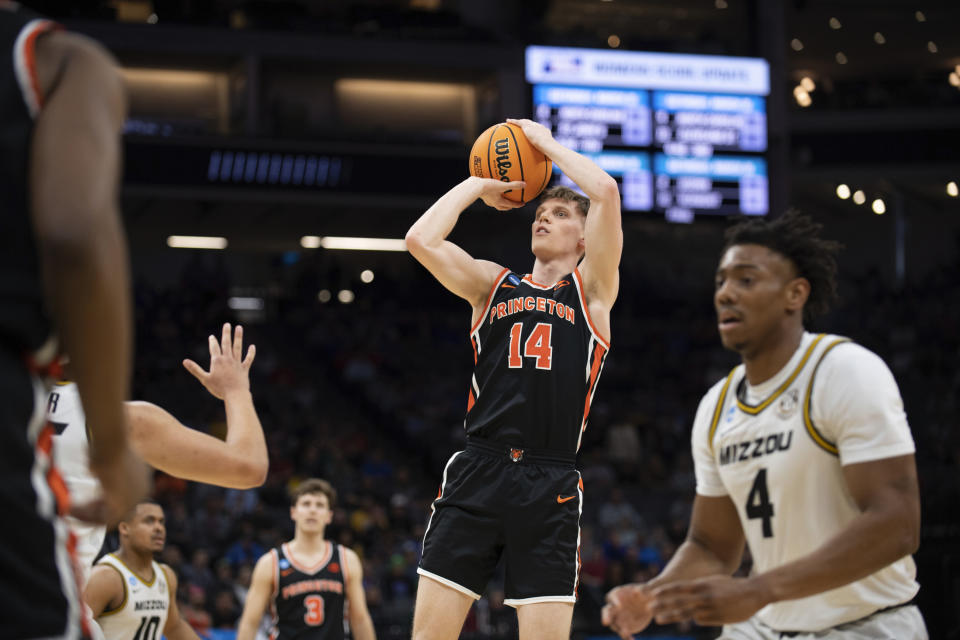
[526,46,770,222]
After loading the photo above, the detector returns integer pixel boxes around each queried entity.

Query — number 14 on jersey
[508,322,553,370]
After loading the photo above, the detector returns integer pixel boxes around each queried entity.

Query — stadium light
[360,270,375,283]
[800,77,816,92]
[320,237,407,251]
[947,181,958,197]
[227,297,264,311]
[852,190,866,205]
[836,184,851,199]
[872,199,886,215]
[167,235,227,249]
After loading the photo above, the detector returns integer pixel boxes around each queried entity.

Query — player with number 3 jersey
[405,118,622,640]
[236,479,376,640]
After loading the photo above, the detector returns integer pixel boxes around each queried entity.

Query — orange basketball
[468,122,553,204]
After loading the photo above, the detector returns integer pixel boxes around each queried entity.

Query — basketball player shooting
[405,118,622,640]
[602,213,926,639]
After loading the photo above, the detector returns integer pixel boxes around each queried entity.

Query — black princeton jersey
[270,542,348,640]
[465,268,610,453]
[0,3,57,354]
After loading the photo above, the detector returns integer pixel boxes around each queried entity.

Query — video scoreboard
[526,46,770,222]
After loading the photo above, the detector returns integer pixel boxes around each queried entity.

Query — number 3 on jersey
[304,595,325,626]
[508,322,553,370]
[746,468,774,538]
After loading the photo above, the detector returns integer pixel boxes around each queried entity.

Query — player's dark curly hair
[723,211,842,324]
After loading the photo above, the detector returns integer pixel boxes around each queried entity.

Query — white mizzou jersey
[95,554,170,640]
[48,381,105,583]
[692,332,918,632]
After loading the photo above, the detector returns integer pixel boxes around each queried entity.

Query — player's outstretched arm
[507,118,622,309]
[83,564,125,618]
[236,553,275,640]
[126,323,268,489]
[161,565,203,640]
[405,177,523,309]
[31,31,148,522]
[603,494,744,638]
[344,547,377,640]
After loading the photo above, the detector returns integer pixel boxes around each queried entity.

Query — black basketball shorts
[418,437,583,607]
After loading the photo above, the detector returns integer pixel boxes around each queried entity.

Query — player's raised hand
[602,583,655,639]
[506,118,555,151]
[183,323,256,400]
[472,176,527,211]
[649,575,769,626]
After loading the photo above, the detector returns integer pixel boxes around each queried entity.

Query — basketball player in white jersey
[49,322,267,584]
[84,500,200,639]
[602,213,926,639]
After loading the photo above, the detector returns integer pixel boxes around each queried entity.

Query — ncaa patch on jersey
[128,576,137,586]
[777,388,800,420]
[507,274,521,286]
[279,559,290,570]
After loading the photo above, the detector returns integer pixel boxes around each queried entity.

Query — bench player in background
[236,478,377,640]
[84,500,201,640]
[49,322,268,584]
[0,3,149,637]
[405,118,622,640]
[603,213,926,639]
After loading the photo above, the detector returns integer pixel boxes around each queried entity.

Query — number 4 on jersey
[508,322,553,370]
[746,468,775,538]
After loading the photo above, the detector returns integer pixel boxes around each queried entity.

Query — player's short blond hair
[290,478,337,508]
[538,185,589,218]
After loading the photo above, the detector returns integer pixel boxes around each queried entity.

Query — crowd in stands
[111,231,960,639]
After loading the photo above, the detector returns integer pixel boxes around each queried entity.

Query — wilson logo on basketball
[494,138,512,181]
[328,562,340,574]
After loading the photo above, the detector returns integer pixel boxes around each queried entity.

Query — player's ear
[785,277,810,312]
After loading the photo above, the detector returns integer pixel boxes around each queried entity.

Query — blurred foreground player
[603,213,926,639]
[49,322,268,584]
[0,3,148,637]
[236,479,376,640]
[84,500,200,640]
[405,118,622,640]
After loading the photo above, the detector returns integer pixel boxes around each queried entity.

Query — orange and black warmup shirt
[269,542,348,640]
[0,3,57,355]
[465,268,610,454]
